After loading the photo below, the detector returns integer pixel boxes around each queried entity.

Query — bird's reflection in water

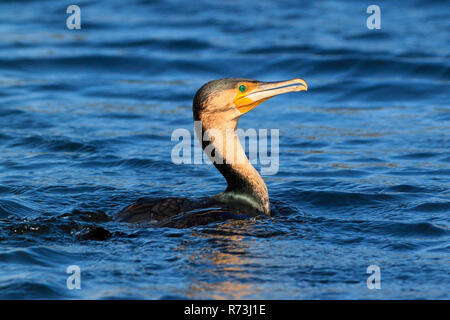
[176,219,265,299]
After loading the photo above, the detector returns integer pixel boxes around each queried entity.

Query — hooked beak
[234,78,308,114]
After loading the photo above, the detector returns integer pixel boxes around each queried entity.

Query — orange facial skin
[233,82,264,114]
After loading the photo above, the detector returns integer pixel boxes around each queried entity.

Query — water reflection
[181,220,263,299]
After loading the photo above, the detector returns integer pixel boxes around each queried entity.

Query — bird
[116,78,307,226]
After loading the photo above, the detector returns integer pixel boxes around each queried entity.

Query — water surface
[0,0,449,299]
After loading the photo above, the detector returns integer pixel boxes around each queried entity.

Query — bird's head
[193,78,307,126]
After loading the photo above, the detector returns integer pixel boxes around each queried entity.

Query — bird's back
[115,196,260,227]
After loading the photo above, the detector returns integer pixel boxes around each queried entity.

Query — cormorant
[116,78,307,226]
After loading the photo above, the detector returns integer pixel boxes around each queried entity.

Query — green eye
[239,84,246,92]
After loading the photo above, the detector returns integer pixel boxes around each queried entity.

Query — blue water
[0,0,449,299]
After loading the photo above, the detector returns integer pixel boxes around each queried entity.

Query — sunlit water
[0,0,448,299]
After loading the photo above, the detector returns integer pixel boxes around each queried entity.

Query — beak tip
[295,78,308,91]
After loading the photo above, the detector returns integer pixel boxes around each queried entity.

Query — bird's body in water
[116,78,307,225]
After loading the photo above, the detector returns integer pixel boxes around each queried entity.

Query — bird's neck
[195,118,270,215]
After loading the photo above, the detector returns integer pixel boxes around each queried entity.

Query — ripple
[393,152,440,160]
[382,221,449,238]
[0,281,65,299]
[291,190,399,207]
[384,184,436,193]
[8,135,97,153]
[0,246,78,267]
[297,169,370,178]
[0,199,39,218]
[411,202,450,213]
[99,38,212,51]
[316,218,448,238]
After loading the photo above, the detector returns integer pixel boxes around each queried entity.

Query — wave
[0,199,39,218]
